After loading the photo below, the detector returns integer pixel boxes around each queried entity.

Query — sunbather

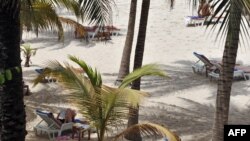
[56,108,76,123]
[198,0,213,17]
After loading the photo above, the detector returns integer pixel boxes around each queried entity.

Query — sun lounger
[34,109,73,140]
[192,52,218,76]
[35,68,57,83]
[184,16,205,27]
[208,62,248,81]
[192,52,248,79]
[185,15,223,27]
[104,26,120,36]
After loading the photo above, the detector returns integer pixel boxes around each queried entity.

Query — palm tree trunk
[116,0,137,83]
[0,1,26,140]
[126,0,150,140]
[24,56,30,67]
[212,1,242,141]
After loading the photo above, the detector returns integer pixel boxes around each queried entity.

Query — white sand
[23,0,250,141]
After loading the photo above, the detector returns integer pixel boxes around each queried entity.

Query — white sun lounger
[34,109,73,140]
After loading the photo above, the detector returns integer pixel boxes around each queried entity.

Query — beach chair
[184,16,205,27]
[35,68,57,83]
[34,109,73,141]
[104,25,120,36]
[192,52,218,76]
[208,62,248,81]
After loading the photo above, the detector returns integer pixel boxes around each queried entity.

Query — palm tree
[126,0,151,140]
[21,0,114,41]
[20,0,78,41]
[116,0,138,83]
[21,44,37,67]
[208,0,249,140]
[34,55,180,141]
[0,0,26,140]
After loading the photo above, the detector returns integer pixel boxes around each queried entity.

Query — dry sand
[23,0,250,140]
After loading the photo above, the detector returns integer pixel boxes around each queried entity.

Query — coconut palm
[116,0,138,83]
[20,0,79,41]
[125,0,151,140]
[21,44,37,67]
[207,0,250,141]
[0,0,26,140]
[21,0,114,41]
[0,0,113,140]
[33,55,180,141]
[116,0,177,84]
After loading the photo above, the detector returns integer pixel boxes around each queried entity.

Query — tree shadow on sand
[140,97,250,141]
[23,31,97,50]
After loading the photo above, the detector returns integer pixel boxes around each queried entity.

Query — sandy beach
[23,0,250,140]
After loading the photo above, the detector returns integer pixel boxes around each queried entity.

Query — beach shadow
[23,31,94,50]
[138,64,213,97]
[140,96,250,141]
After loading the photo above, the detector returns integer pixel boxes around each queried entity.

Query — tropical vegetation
[21,0,114,41]
[34,55,180,141]
[125,0,151,140]
[0,0,113,140]
[21,44,37,67]
[0,0,26,140]
[116,0,138,83]
[207,0,250,141]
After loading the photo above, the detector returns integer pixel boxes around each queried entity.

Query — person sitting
[56,108,76,124]
[198,0,213,17]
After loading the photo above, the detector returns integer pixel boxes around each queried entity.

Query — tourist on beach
[198,0,212,17]
[57,108,76,123]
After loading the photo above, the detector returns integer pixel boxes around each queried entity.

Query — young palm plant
[21,44,37,67]
[34,55,180,141]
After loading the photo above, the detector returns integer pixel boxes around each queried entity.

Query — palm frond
[43,0,82,19]
[119,64,168,88]
[33,56,167,141]
[207,0,250,47]
[21,0,64,40]
[21,44,37,57]
[78,0,114,25]
[59,17,87,38]
[113,122,181,141]
[102,85,147,108]
[69,55,102,87]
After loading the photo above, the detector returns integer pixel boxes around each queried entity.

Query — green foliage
[20,0,114,41]
[0,73,5,85]
[21,44,37,67]
[21,44,37,58]
[5,69,12,81]
[120,64,168,88]
[113,122,181,141]
[0,67,20,85]
[33,55,180,141]
[15,67,21,73]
